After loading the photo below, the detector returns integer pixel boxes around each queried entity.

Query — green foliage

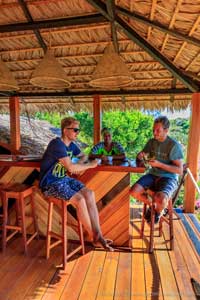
[74,112,93,152]
[35,112,63,128]
[170,118,190,160]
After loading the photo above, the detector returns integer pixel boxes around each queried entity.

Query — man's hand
[89,159,98,168]
[148,159,160,168]
[137,151,146,160]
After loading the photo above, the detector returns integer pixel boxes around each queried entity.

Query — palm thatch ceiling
[0,0,200,113]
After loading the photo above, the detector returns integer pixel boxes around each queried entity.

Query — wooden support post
[9,96,21,152]
[184,93,200,213]
[93,94,102,145]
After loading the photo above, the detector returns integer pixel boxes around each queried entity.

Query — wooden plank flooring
[0,207,199,300]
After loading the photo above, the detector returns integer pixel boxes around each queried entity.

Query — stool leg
[46,201,53,259]
[77,220,85,255]
[159,219,163,237]
[140,203,147,238]
[149,204,155,253]
[15,200,20,226]
[62,201,67,270]
[168,200,174,250]
[30,193,39,238]
[2,193,8,253]
[19,195,28,255]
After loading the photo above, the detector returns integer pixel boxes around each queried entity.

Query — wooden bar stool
[140,198,174,253]
[45,196,85,270]
[1,183,39,254]
[140,168,188,253]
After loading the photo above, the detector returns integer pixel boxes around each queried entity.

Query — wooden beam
[2,88,190,98]
[106,0,119,53]
[17,0,47,51]
[9,96,21,152]
[93,95,102,145]
[184,93,200,213]
[86,0,200,92]
[0,14,106,33]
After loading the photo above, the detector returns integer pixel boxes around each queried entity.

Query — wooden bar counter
[0,156,144,247]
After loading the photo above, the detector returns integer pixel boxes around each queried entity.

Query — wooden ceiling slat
[0,39,132,55]
[160,0,183,52]
[0,23,109,41]
[147,0,158,40]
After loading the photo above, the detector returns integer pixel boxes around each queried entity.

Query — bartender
[89,127,126,161]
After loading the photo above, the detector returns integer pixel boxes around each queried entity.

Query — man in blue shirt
[40,117,114,251]
[130,116,183,223]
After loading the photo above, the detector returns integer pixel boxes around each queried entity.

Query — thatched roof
[0,0,200,112]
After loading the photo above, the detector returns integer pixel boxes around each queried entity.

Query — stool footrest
[49,231,62,240]
[67,245,83,260]
[49,239,62,250]
[5,225,21,231]
[6,230,19,242]
[161,215,170,225]
[26,232,38,246]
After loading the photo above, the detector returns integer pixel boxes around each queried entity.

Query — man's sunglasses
[66,128,80,133]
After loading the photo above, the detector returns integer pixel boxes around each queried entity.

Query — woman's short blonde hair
[101,127,112,136]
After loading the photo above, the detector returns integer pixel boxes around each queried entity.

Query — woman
[89,127,125,160]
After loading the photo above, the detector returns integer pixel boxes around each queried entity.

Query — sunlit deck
[0,207,199,300]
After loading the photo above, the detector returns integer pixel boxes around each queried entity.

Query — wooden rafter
[116,5,200,48]
[160,0,183,52]
[173,15,200,63]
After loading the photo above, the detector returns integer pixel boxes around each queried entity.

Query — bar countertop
[0,155,145,173]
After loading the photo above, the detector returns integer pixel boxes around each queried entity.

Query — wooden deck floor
[0,207,199,300]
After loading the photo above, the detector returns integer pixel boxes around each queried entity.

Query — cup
[71,157,79,164]
[96,158,102,165]
[107,156,113,164]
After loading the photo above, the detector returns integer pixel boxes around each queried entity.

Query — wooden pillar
[9,96,21,151]
[93,94,102,145]
[184,93,200,213]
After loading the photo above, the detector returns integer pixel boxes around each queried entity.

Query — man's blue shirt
[39,137,81,188]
